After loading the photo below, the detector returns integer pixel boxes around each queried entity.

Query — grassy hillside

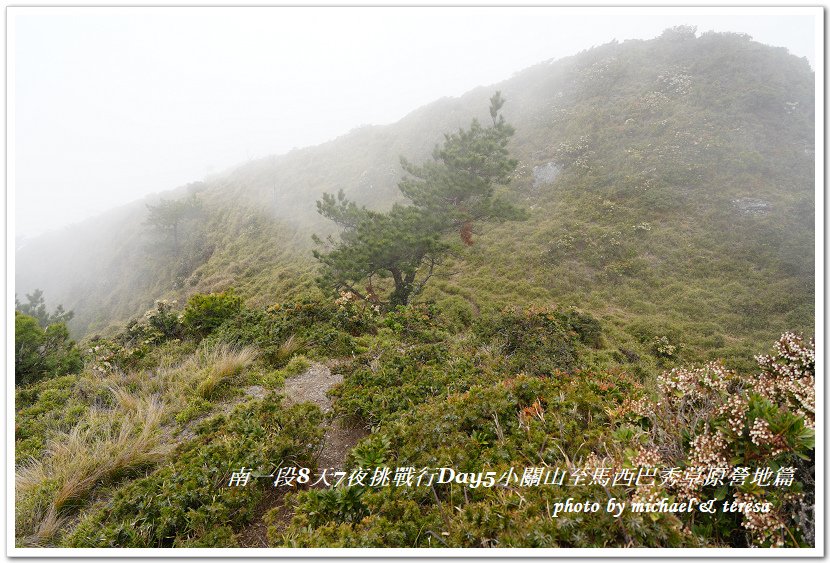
[17,29,813,365]
[14,29,816,549]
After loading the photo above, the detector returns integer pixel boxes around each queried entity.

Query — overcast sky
[11,7,819,239]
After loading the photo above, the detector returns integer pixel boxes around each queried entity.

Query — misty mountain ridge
[16,28,814,366]
[14,26,818,550]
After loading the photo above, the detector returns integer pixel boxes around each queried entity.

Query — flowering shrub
[656,66,692,96]
[333,291,380,336]
[649,333,815,547]
[145,300,182,340]
[554,136,593,171]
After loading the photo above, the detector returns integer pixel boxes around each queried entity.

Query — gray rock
[732,197,771,216]
[532,162,562,189]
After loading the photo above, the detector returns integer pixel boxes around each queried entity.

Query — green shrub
[331,341,482,426]
[383,303,446,342]
[174,397,213,425]
[182,290,243,339]
[280,371,697,548]
[283,355,311,377]
[208,299,375,366]
[145,300,182,339]
[473,306,583,375]
[15,312,82,387]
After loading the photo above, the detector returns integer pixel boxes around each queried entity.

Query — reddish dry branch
[460,221,474,246]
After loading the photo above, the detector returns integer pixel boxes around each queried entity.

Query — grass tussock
[195,343,258,398]
[15,338,264,546]
[16,393,171,546]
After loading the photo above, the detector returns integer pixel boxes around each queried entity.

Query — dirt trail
[236,362,367,547]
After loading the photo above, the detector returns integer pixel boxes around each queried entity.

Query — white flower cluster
[756,332,814,379]
[640,90,670,111]
[656,67,692,95]
[554,136,593,170]
[334,290,358,307]
[658,361,732,405]
[582,57,618,82]
[631,446,663,468]
[688,430,729,468]
[717,394,749,435]
[754,332,815,428]
[733,492,786,547]
[748,419,787,456]
[615,396,654,419]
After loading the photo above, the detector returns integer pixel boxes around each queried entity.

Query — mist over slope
[16,28,814,362]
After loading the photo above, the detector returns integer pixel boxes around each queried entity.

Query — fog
[11,7,818,239]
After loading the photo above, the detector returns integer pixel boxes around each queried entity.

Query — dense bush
[182,290,243,339]
[331,340,480,426]
[208,298,376,366]
[647,332,815,547]
[145,300,182,340]
[279,371,698,547]
[14,312,82,386]
[473,306,600,375]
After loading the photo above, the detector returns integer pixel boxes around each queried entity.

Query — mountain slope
[16,29,814,365]
[14,27,817,550]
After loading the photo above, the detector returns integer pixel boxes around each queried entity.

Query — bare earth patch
[236,361,368,547]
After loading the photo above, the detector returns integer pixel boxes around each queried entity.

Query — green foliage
[208,298,375,365]
[382,302,446,342]
[145,300,182,339]
[314,194,448,307]
[15,374,88,462]
[290,486,370,529]
[473,306,596,375]
[182,290,243,339]
[314,93,526,307]
[63,396,324,547]
[283,354,311,376]
[349,433,391,468]
[15,289,74,328]
[144,194,202,252]
[398,92,526,230]
[14,312,82,387]
[174,397,213,425]
[331,339,477,427]
[281,371,697,548]
[331,304,599,426]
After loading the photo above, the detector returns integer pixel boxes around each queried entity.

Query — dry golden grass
[16,394,171,545]
[276,334,301,363]
[16,341,262,546]
[195,343,258,398]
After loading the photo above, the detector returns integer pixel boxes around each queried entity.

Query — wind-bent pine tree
[313,92,527,308]
[144,195,202,253]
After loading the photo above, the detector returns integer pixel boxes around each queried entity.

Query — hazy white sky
[11,7,819,238]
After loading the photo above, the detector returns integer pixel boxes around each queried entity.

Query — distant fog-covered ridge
[16,30,814,345]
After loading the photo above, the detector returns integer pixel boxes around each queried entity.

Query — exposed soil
[236,362,367,547]
[282,362,341,412]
